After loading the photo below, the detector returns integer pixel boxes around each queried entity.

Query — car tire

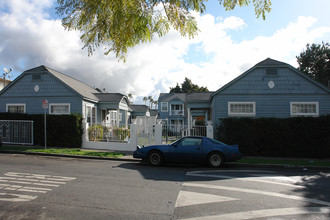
[208,152,224,168]
[148,151,163,167]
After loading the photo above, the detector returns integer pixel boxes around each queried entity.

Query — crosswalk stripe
[179,207,330,220]
[183,182,330,206]
[0,172,76,202]
[0,193,38,202]
[175,191,239,207]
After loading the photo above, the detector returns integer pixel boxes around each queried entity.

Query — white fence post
[154,124,162,145]
[206,121,213,139]
[82,120,89,148]
[129,123,137,147]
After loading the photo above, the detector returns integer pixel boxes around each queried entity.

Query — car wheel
[208,152,224,168]
[148,151,163,167]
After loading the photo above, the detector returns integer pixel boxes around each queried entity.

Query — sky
[1,0,330,104]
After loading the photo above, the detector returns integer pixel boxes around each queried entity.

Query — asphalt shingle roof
[26,66,100,101]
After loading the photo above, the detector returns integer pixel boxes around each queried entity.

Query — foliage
[217,115,330,158]
[169,77,209,93]
[112,127,130,142]
[296,42,330,87]
[88,125,108,141]
[0,113,83,148]
[56,0,271,60]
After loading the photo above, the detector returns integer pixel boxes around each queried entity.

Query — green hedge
[0,113,83,148]
[217,115,330,158]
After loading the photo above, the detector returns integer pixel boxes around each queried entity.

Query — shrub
[217,115,330,158]
[0,113,83,148]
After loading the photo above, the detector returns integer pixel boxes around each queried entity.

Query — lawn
[0,145,124,158]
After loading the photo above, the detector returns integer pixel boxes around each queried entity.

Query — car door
[169,137,204,163]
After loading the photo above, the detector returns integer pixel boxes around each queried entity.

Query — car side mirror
[173,144,178,148]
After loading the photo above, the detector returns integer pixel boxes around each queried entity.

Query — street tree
[296,42,330,87]
[169,77,209,93]
[56,0,271,60]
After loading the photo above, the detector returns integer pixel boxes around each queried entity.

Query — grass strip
[0,146,124,158]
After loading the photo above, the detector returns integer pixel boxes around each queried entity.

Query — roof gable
[212,58,330,98]
[158,93,185,102]
[44,66,99,101]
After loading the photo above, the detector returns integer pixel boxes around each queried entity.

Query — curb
[1,150,330,170]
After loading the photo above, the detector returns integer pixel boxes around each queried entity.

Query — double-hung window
[290,102,319,117]
[161,102,168,112]
[49,103,70,115]
[228,102,256,117]
[6,104,26,113]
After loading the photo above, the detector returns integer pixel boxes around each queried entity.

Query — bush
[88,125,108,141]
[217,115,330,158]
[0,113,83,148]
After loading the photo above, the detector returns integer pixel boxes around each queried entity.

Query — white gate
[134,116,157,146]
[0,120,34,145]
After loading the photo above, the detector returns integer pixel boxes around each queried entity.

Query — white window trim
[228,102,256,117]
[49,103,71,115]
[6,103,26,113]
[290,102,319,117]
[161,102,168,112]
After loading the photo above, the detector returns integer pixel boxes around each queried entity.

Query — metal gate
[162,124,207,144]
[0,120,34,145]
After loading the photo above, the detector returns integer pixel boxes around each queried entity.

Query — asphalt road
[0,153,330,220]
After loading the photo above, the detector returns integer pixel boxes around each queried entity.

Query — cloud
[1,0,330,104]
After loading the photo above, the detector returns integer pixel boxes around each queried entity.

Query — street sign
[42,99,49,109]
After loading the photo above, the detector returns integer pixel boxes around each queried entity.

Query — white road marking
[180,207,330,220]
[186,172,305,189]
[0,172,76,202]
[0,193,38,202]
[175,191,239,207]
[183,182,330,206]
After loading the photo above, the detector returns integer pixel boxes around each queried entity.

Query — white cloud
[1,0,330,103]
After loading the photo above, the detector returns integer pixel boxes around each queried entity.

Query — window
[6,104,26,113]
[290,102,319,116]
[179,137,202,146]
[228,102,256,117]
[170,104,184,116]
[161,102,168,112]
[110,111,117,125]
[49,103,70,115]
[86,105,96,126]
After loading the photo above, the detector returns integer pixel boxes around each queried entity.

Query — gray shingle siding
[211,59,330,127]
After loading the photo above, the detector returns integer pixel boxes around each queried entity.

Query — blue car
[133,136,241,167]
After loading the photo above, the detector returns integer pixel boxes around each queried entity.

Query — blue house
[0,65,132,128]
[158,92,213,127]
[158,93,186,126]
[158,58,330,130]
[210,58,330,127]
